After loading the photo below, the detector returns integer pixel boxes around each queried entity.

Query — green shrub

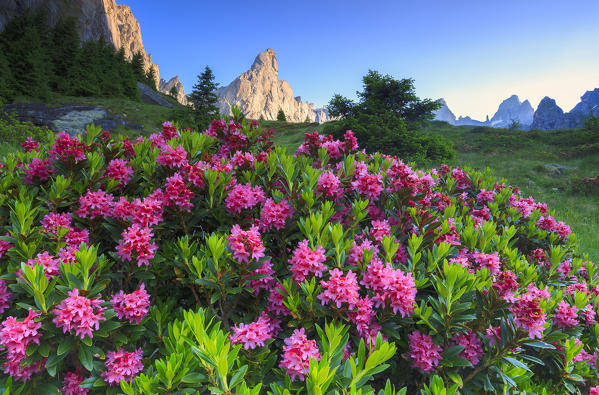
[277,109,287,122]
[0,111,50,146]
[322,113,454,162]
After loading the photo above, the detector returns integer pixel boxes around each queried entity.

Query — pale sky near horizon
[125,0,599,120]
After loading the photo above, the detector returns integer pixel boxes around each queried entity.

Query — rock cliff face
[0,0,187,104]
[433,98,457,124]
[489,95,534,128]
[159,76,188,106]
[216,49,329,123]
[530,97,567,130]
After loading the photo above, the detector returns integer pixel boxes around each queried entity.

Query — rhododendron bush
[0,118,597,394]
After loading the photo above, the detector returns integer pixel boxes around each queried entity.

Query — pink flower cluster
[317,171,343,200]
[452,330,483,366]
[230,312,281,350]
[553,301,578,329]
[164,173,194,211]
[111,284,150,324]
[48,132,89,162]
[156,145,188,168]
[0,280,12,314]
[227,225,265,263]
[408,331,443,372]
[24,157,56,184]
[351,172,383,201]
[473,251,501,274]
[510,293,547,339]
[536,216,572,239]
[225,183,265,214]
[260,198,293,230]
[25,251,61,278]
[247,260,275,292]
[116,224,158,267]
[21,137,39,152]
[318,269,360,309]
[41,212,72,233]
[76,189,114,219]
[101,348,143,386]
[279,328,321,382]
[361,261,417,317]
[105,159,133,186]
[0,309,43,381]
[61,372,89,395]
[52,289,106,339]
[289,240,327,282]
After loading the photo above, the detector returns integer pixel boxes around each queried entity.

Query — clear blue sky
[125,0,599,120]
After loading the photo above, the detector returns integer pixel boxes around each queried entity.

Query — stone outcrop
[216,49,330,123]
[433,98,457,124]
[137,82,172,108]
[159,76,188,106]
[530,97,568,130]
[489,95,534,128]
[0,0,187,103]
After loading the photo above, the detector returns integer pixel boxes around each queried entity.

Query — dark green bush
[322,113,455,162]
[0,111,50,145]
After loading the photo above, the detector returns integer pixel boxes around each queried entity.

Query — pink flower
[369,219,391,243]
[317,172,342,200]
[230,312,280,350]
[75,189,114,219]
[318,269,360,309]
[527,283,550,300]
[105,159,133,186]
[48,132,89,162]
[21,137,39,152]
[492,270,519,302]
[62,371,89,395]
[582,304,596,326]
[227,225,265,263]
[25,251,60,278]
[476,189,495,204]
[66,227,89,248]
[116,224,158,267]
[41,212,72,233]
[553,301,578,329]
[510,294,547,339]
[111,284,150,324]
[473,251,501,274]
[161,121,179,140]
[408,331,443,372]
[0,280,12,314]
[156,145,188,168]
[347,296,379,339]
[225,183,265,214]
[101,348,143,386]
[164,173,194,211]
[361,261,417,317]
[289,240,327,283]
[246,260,275,292]
[279,328,321,382]
[591,386,599,395]
[0,237,12,259]
[260,198,293,230]
[24,158,56,184]
[351,173,383,201]
[485,325,501,347]
[52,289,106,339]
[452,330,483,366]
[0,309,43,381]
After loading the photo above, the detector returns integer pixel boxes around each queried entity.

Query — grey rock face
[159,76,188,106]
[454,116,488,127]
[3,103,142,135]
[530,97,567,130]
[137,82,172,108]
[489,95,534,128]
[216,48,330,123]
[433,98,457,125]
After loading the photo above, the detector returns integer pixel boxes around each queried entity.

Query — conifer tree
[189,66,219,128]
[130,51,147,82]
[146,67,158,90]
[0,51,14,103]
[277,109,287,122]
[50,17,79,92]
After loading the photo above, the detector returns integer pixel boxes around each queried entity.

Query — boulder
[137,82,172,108]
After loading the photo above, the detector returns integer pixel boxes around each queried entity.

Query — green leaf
[57,337,76,356]
[78,345,94,371]
[503,357,531,372]
[524,341,555,349]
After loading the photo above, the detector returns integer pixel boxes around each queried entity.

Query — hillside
[272,120,599,261]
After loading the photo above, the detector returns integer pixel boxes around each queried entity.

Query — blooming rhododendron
[452,330,483,366]
[52,289,106,339]
[225,183,265,214]
[318,269,360,309]
[164,173,194,211]
[408,331,443,372]
[111,284,150,324]
[24,157,55,184]
[246,260,275,292]
[41,212,72,233]
[260,198,293,230]
[227,224,265,263]
[156,144,188,168]
[317,171,343,200]
[105,158,133,186]
[553,301,578,329]
[289,240,327,283]
[279,328,321,382]
[230,312,280,350]
[510,293,547,339]
[101,348,143,386]
[351,172,383,201]
[75,189,114,219]
[116,224,158,267]
[25,251,60,278]
[0,309,43,381]
[0,280,12,314]
[61,371,89,395]
[21,137,39,152]
[473,251,501,274]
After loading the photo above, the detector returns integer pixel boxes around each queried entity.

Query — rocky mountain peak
[251,48,278,73]
[216,48,330,123]
[490,94,534,127]
[158,76,188,106]
[433,98,457,125]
